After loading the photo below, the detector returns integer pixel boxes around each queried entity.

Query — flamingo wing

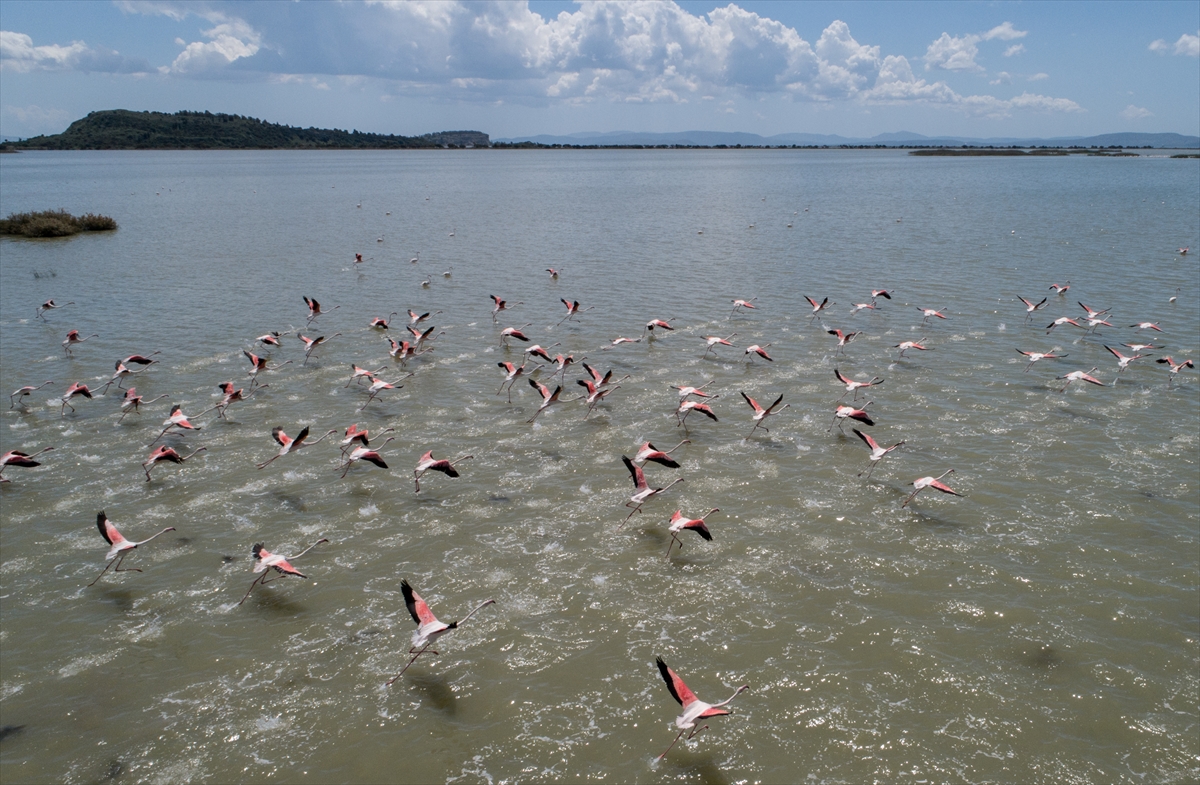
[740,391,762,413]
[852,428,879,450]
[622,455,647,490]
[97,511,124,546]
[271,427,290,447]
[401,580,439,626]
[928,480,961,496]
[656,658,698,707]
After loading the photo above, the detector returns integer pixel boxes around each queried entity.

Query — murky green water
[1,149,1197,784]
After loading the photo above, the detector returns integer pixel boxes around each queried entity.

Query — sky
[1,1,1197,140]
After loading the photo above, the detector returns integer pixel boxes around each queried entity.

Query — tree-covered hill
[12,110,489,150]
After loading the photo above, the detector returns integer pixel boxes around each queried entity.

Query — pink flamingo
[527,379,567,423]
[849,302,878,314]
[557,299,593,325]
[644,318,676,337]
[89,511,176,586]
[902,469,961,507]
[741,392,789,436]
[303,295,339,324]
[339,424,394,455]
[0,447,53,482]
[871,289,893,303]
[550,353,581,383]
[852,428,904,479]
[497,361,534,402]
[9,380,53,408]
[834,369,884,401]
[676,400,718,428]
[120,352,160,367]
[35,299,74,320]
[830,402,874,433]
[894,339,928,358]
[414,451,473,492]
[387,337,430,365]
[143,445,206,481]
[634,440,689,468]
[826,329,861,356]
[99,360,148,393]
[524,343,559,364]
[339,437,395,478]
[386,580,495,684]
[1056,367,1104,392]
[298,333,341,366]
[578,379,621,417]
[1156,357,1194,386]
[257,426,335,469]
[1017,296,1048,321]
[665,509,719,558]
[917,307,948,324]
[370,312,398,330]
[359,375,409,411]
[730,298,757,317]
[744,344,773,362]
[1078,301,1110,320]
[499,324,533,346]
[546,267,562,279]
[583,363,627,388]
[1129,322,1163,332]
[603,336,641,350]
[655,658,749,760]
[151,404,201,444]
[701,334,736,359]
[618,455,684,527]
[805,296,834,322]
[345,364,386,388]
[1104,345,1150,375]
[1049,281,1071,295]
[200,381,264,419]
[60,382,94,415]
[118,387,168,422]
[1046,317,1083,334]
[407,309,441,326]
[238,539,329,605]
[1015,349,1067,372]
[256,331,286,348]
[490,294,522,323]
[244,350,290,387]
[61,330,98,356]
[407,324,444,349]
[672,382,715,400]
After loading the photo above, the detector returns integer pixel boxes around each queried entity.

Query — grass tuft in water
[0,209,117,237]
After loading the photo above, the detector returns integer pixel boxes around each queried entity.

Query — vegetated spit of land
[0,209,117,237]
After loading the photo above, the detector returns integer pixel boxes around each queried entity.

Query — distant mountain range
[496,130,1200,148]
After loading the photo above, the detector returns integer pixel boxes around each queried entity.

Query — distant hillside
[497,130,1200,148]
[12,110,489,150]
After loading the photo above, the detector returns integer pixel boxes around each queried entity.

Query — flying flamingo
[1083,316,1114,334]
[200,381,264,419]
[852,428,904,479]
[1078,301,1110,320]
[830,402,874,433]
[917,307,948,324]
[894,339,928,359]
[805,296,834,321]
[1180,247,1190,255]
[902,469,961,507]
[730,298,757,317]
[256,331,287,349]
[546,267,562,279]
[634,440,689,468]
[151,404,201,444]
[1017,296,1048,321]
[1056,368,1104,392]
[407,309,441,326]
[238,539,329,606]
[142,445,206,481]
[298,333,341,366]
[676,400,718,428]
[490,294,522,323]
[1046,317,1083,334]
[578,379,621,417]
[1015,349,1067,372]
[407,324,444,349]
[741,391,789,436]
[359,376,407,411]
[527,379,567,423]
[0,447,53,482]
[99,360,147,393]
[35,299,74,320]
[117,387,168,421]
[655,658,749,760]
[386,580,495,684]
[370,313,398,330]
[1104,345,1150,375]
[303,296,339,324]
[833,369,884,401]
[849,302,878,314]
[603,336,642,349]
[497,361,534,402]
[557,299,593,325]
[1123,342,1160,352]
[549,353,581,383]
[644,318,676,337]
[89,512,176,586]
[664,509,719,558]
[744,344,773,362]
[9,380,53,408]
[701,334,736,359]
[339,437,395,478]
[1156,357,1194,386]
[826,329,860,356]
[345,364,387,388]
[524,343,559,364]
[340,424,395,455]
[387,337,429,365]
[256,425,336,469]
[244,350,291,386]
[61,330,98,356]
[60,383,94,415]
[671,382,715,400]
[871,289,893,303]
[414,451,473,492]
[1129,322,1163,332]
[618,455,684,527]
[499,324,533,346]
[1049,281,1071,295]
[583,363,628,388]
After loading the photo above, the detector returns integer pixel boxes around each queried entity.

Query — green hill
[12,110,489,150]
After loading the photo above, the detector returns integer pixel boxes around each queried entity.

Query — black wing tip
[252,543,264,558]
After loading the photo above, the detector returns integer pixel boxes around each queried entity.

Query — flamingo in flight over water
[665,508,719,558]
[1017,296,1048,321]
[386,580,496,684]
[1015,349,1067,372]
[578,379,621,417]
[1045,317,1083,334]
[338,437,394,478]
[298,333,340,366]
[744,344,773,362]
[36,299,74,320]
[10,381,53,409]
[257,426,336,469]
[805,296,834,321]
[894,339,928,359]
[852,428,904,479]
[655,658,749,760]
[60,383,94,416]
[499,324,532,346]
[618,455,684,527]
[741,392,789,436]
[830,402,874,433]
[256,331,286,349]
[303,296,339,324]
[527,379,567,423]
[0,447,54,482]
[730,298,756,317]
[490,294,522,323]
[834,369,883,401]
[634,440,689,468]
[117,388,166,422]
[1057,367,1104,392]
[701,334,736,359]
[238,539,329,605]
[244,350,290,387]
[1049,281,1071,295]
[151,404,201,444]
[1156,357,1194,387]
[89,511,176,586]
[143,445,206,481]
[61,330,98,356]
[917,307,948,325]
[1104,346,1150,375]
[826,329,860,355]
[902,470,961,508]
[557,299,593,325]
[414,451,473,492]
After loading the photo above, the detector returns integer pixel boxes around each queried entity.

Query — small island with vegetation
[9,110,489,151]
[1,210,118,238]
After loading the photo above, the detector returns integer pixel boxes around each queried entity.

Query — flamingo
[902,469,961,507]
[671,382,715,400]
[655,658,749,760]
[1129,322,1163,332]
[298,333,340,366]
[407,324,444,349]
[1015,349,1068,372]
[826,329,860,356]
[339,437,395,478]
[1156,357,1195,386]
[0,447,53,482]
[741,392,789,436]
[1180,247,1190,255]
[871,289,893,303]
[35,299,74,320]
[894,339,928,359]
[805,296,834,321]
[387,337,429,365]
[370,313,398,330]
[603,336,641,349]
[499,324,533,346]
[524,343,559,364]
[142,445,206,481]
[345,364,387,388]
[120,352,160,367]
[644,318,675,337]
[730,298,757,317]
[1046,317,1083,334]
[1123,342,1160,352]
[833,369,884,401]
[201,381,264,419]
[701,334,736,359]
[61,330,98,356]
[550,353,581,383]
[1078,301,1111,320]
[59,383,93,415]
[407,309,441,326]
[359,376,406,411]
[583,363,627,388]
[497,361,534,402]
[917,307,948,324]
[9,380,53,409]
[665,509,719,558]
[1056,367,1104,392]
[99,360,146,393]
[527,379,567,423]
[618,455,684,527]
[1104,345,1150,375]
[303,295,339,324]
[744,344,773,362]
[852,428,904,479]
[256,331,287,349]
[1083,316,1114,334]
[244,350,290,386]
[386,580,495,684]
[490,294,522,323]
[634,440,689,468]
[340,424,394,455]
[547,267,562,279]
[676,400,718,428]
[257,426,335,469]
[849,302,878,314]
[151,403,201,444]
[830,402,874,433]
[557,299,593,325]
[578,379,621,417]
[1017,296,1048,321]
[238,539,329,606]
[414,451,473,492]
[88,512,176,586]
[1049,281,1071,295]
[117,387,168,422]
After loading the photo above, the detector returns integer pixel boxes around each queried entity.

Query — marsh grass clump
[0,209,118,238]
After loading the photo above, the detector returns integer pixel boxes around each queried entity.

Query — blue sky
[1,1,1197,140]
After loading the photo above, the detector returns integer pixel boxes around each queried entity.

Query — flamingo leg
[901,489,921,508]
[617,504,642,529]
[238,573,268,606]
[658,729,688,760]
[143,463,154,481]
[387,642,433,685]
[88,557,118,587]
[112,552,141,573]
[665,534,680,559]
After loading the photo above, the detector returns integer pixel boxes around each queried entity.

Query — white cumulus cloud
[1121,105,1153,120]
[1150,32,1199,56]
[924,21,1028,72]
[0,30,150,73]
[1004,43,1025,57]
[163,16,261,75]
